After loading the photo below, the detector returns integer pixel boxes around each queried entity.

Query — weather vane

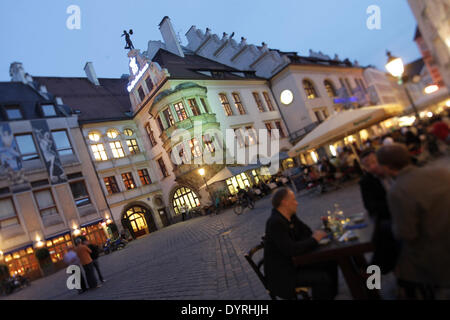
[122,29,135,50]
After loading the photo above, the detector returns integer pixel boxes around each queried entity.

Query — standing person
[359,148,400,275]
[83,239,105,283]
[264,188,338,300]
[63,249,87,294]
[180,203,187,221]
[376,143,450,299]
[74,238,99,289]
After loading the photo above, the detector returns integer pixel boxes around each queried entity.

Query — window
[172,187,200,215]
[162,108,175,127]
[344,78,353,94]
[123,129,133,136]
[0,197,19,228]
[219,93,233,116]
[157,158,169,178]
[138,169,152,185]
[138,86,145,101]
[322,109,329,119]
[15,134,39,161]
[5,106,23,120]
[173,102,188,121]
[275,121,286,138]
[145,123,157,147]
[200,98,210,113]
[145,77,154,92]
[69,181,91,207]
[88,131,101,142]
[106,129,119,139]
[303,80,318,99]
[324,80,337,98]
[265,122,273,136]
[91,143,108,161]
[34,189,58,217]
[252,92,265,112]
[51,130,73,156]
[121,172,136,190]
[109,141,125,158]
[41,104,57,117]
[263,92,275,111]
[314,111,324,123]
[156,116,165,133]
[45,234,74,263]
[103,176,120,194]
[244,126,258,145]
[359,78,367,93]
[189,138,202,158]
[232,92,246,115]
[339,78,350,96]
[188,98,201,116]
[226,173,251,195]
[234,128,245,148]
[203,134,215,153]
[126,139,140,154]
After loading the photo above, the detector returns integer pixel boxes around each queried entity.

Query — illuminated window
[123,129,133,136]
[51,130,73,156]
[219,93,234,116]
[126,207,148,234]
[173,102,188,121]
[104,176,120,194]
[145,123,157,147]
[162,108,175,127]
[265,122,273,136]
[226,173,251,194]
[189,138,202,158]
[203,135,215,153]
[232,92,246,115]
[69,181,91,207]
[172,187,200,215]
[106,129,119,139]
[88,131,101,142]
[244,126,258,145]
[109,141,125,158]
[91,143,108,161]
[0,197,19,228]
[34,189,58,217]
[121,172,136,190]
[126,139,140,154]
[275,121,286,138]
[303,80,318,99]
[157,158,169,178]
[188,98,201,116]
[138,169,152,185]
[252,92,266,112]
[263,92,275,111]
[3,246,39,277]
[324,80,337,97]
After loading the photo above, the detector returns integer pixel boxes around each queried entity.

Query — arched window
[324,80,337,98]
[303,80,318,99]
[106,129,120,139]
[172,187,200,215]
[88,131,101,142]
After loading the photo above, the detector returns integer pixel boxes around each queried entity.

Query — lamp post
[198,168,213,206]
[385,51,421,122]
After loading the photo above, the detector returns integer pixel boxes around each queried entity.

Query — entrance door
[125,206,149,238]
[158,208,170,227]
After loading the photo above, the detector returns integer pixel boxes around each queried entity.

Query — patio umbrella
[288,104,403,156]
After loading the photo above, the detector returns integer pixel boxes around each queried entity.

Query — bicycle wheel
[234,204,243,215]
[248,200,255,209]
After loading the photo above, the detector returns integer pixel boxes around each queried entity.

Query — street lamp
[385,51,420,121]
[198,168,213,207]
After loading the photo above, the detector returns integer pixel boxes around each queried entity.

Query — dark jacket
[359,172,399,274]
[264,209,318,299]
[87,244,100,260]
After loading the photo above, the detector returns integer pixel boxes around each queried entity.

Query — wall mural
[31,120,67,184]
[0,123,27,184]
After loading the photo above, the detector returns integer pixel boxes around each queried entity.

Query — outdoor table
[292,219,380,300]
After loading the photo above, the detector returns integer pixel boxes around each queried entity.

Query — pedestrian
[63,248,88,294]
[359,148,400,275]
[83,239,105,283]
[74,238,100,290]
[180,203,187,221]
[264,187,338,300]
[376,143,450,299]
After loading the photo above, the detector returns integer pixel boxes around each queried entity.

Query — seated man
[264,188,338,300]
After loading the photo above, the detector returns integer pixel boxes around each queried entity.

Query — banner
[31,119,67,184]
[0,122,22,173]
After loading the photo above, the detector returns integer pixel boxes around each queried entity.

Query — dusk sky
[0,0,421,81]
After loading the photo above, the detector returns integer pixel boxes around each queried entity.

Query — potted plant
[35,248,54,276]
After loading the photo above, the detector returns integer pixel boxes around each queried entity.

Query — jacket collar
[272,208,293,223]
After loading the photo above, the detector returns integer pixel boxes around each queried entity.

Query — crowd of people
[263,110,450,300]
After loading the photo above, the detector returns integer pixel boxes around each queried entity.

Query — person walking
[74,238,100,290]
[376,143,450,299]
[83,239,105,283]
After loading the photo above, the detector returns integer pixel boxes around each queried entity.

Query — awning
[288,104,403,156]
[204,164,261,186]
[80,218,105,228]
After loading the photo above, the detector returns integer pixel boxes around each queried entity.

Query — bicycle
[233,197,255,215]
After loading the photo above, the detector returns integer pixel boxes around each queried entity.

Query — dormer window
[138,86,145,102]
[5,106,23,120]
[41,104,57,117]
[145,77,154,92]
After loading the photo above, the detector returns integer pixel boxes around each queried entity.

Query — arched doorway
[172,186,200,215]
[121,205,157,239]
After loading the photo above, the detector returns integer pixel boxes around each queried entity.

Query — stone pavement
[4,155,448,300]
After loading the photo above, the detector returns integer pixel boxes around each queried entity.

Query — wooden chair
[244,240,311,300]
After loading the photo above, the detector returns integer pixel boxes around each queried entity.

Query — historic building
[128,17,292,219]
[34,64,168,240]
[0,64,111,278]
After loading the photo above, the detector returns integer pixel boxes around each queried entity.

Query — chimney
[84,62,100,86]
[9,62,28,83]
[159,16,185,57]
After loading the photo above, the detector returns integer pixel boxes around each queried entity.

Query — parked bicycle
[233,197,255,215]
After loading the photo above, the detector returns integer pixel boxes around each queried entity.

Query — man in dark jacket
[359,148,400,274]
[83,239,105,283]
[264,188,338,300]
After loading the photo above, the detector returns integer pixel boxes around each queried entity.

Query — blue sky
[0,0,421,81]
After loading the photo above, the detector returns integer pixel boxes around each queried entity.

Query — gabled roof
[34,77,132,123]
[404,58,424,79]
[152,49,263,81]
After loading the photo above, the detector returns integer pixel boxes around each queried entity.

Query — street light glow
[424,84,439,94]
[385,56,404,78]
[198,168,205,176]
